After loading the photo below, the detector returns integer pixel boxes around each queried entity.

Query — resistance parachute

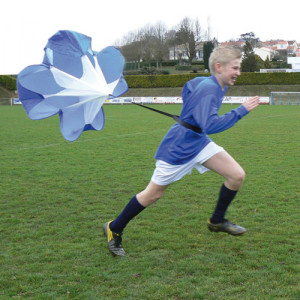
[17,30,128,141]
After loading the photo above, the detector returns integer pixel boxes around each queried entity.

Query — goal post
[0,98,13,105]
[270,92,300,105]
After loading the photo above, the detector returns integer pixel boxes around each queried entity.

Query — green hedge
[175,65,193,71]
[125,72,300,88]
[125,73,209,88]
[235,72,300,85]
[0,75,17,91]
[1,72,300,92]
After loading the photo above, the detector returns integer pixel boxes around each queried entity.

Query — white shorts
[151,142,224,186]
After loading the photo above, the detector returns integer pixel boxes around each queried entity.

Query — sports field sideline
[0,104,299,299]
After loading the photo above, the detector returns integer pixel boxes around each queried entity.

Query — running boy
[103,46,260,256]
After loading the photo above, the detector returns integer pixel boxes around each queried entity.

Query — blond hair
[209,46,242,74]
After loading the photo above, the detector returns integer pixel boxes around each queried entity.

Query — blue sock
[109,195,145,233]
[210,184,237,223]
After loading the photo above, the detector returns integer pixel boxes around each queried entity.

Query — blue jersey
[154,75,249,165]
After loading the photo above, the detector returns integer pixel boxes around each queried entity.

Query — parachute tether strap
[132,102,202,134]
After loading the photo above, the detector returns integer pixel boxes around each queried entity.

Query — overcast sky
[1,0,299,74]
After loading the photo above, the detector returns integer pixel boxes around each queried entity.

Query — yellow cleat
[103,221,126,256]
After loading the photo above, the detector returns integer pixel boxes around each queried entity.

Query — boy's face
[217,58,241,88]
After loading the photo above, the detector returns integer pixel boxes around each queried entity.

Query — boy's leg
[137,181,170,207]
[210,183,237,223]
[203,151,247,235]
[103,181,169,256]
[104,155,203,256]
[109,181,169,233]
[203,151,245,191]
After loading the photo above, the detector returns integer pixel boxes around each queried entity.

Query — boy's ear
[215,62,222,73]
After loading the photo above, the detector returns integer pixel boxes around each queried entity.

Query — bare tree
[119,29,144,69]
[140,24,156,65]
[120,22,170,69]
[152,22,169,68]
[119,17,204,68]
[204,17,211,41]
[165,29,177,61]
[175,17,202,63]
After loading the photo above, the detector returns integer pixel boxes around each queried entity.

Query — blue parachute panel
[17,30,128,141]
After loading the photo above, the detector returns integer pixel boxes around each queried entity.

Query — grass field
[1,104,299,299]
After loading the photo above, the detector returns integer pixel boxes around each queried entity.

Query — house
[254,47,276,60]
[169,39,300,62]
[263,40,289,50]
[287,57,300,70]
[218,41,245,49]
[169,42,204,61]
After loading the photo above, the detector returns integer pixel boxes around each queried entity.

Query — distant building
[169,39,300,62]
[262,40,299,56]
[218,41,245,49]
[287,57,300,70]
[219,41,275,61]
[169,42,204,61]
[263,40,289,50]
[254,47,275,60]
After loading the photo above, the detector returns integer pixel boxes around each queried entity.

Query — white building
[254,47,275,60]
[287,57,300,71]
[169,43,204,61]
[264,40,289,50]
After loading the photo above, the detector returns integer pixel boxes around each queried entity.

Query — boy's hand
[242,96,260,112]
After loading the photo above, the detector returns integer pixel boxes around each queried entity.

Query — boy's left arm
[242,96,260,112]
[193,95,251,134]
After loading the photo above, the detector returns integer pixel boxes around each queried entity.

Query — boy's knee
[151,190,164,202]
[234,169,246,186]
[137,187,165,207]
